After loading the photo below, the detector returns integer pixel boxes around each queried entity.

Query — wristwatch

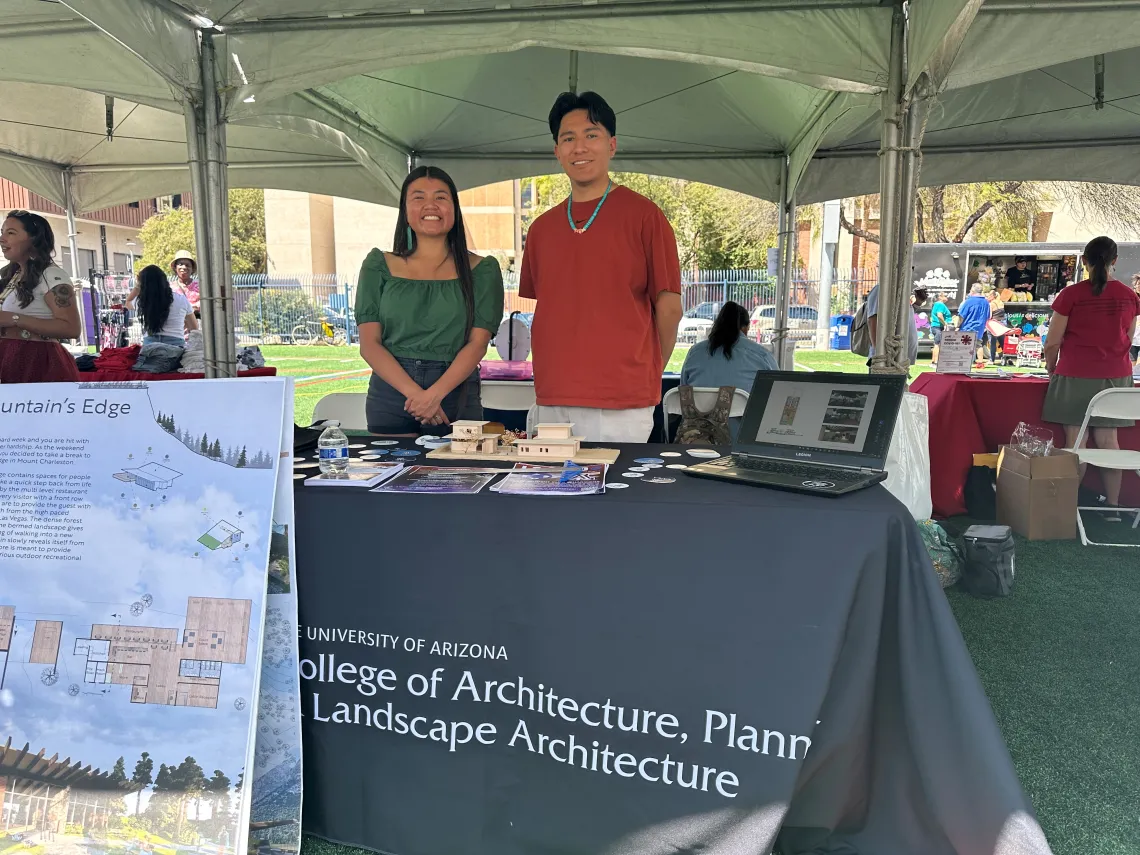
[10,314,29,340]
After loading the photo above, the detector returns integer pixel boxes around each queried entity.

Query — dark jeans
[366,356,482,434]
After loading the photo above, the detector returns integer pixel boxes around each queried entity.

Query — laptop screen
[734,371,906,469]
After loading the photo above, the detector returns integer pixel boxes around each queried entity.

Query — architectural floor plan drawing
[0,605,13,651]
[74,596,252,709]
[113,461,183,491]
[30,620,63,664]
[199,521,243,551]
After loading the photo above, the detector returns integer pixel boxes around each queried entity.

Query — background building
[264,180,525,279]
[0,179,151,277]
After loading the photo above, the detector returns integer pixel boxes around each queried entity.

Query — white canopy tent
[3,0,1140,374]
[1,0,987,374]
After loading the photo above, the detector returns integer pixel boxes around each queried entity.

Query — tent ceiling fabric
[0,0,180,110]
[3,0,1140,214]
[252,47,883,202]
[798,44,1140,202]
[0,83,392,213]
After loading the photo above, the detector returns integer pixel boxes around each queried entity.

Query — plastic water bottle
[318,421,349,474]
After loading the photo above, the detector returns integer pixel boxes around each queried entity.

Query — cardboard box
[996,446,1080,541]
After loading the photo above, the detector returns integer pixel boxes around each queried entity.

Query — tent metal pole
[981,0,1140,11]
[774,157,795,370]
[217,116,238,374]
[74,159,361,173]
[62,170,88,349]
[201,32,236,378]
[870,3,907,376]
[568,51,579,94]
[225,0,882,33]
[895,79,931,352]
[184,97,218,379]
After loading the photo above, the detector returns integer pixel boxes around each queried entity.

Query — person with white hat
[170,250,201,318]
[127,249,201,319]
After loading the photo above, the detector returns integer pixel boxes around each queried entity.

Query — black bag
[964,466,997,520]
[959,525,1016,598]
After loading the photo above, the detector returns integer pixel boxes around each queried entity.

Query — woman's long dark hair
[393,166,475,337]
[1083,235,1117,297]
[136,264,174,336]
[708,301,750,358]
[0,210,55,309]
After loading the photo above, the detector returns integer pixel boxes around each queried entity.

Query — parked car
[676,301,721,343]
[749,304,819,342]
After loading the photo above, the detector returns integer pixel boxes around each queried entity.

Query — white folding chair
[311,392,368,432]
[1071,387,1140,547]
[660,387,750,443]
[480,380,536,412]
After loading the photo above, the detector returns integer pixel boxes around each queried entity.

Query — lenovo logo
[795,452,812,458]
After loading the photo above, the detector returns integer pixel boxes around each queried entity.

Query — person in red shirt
[520,91,682,442]
[1043,235,1140,518]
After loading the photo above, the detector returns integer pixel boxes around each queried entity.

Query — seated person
[133,264,197,345]
[679,301,777,439]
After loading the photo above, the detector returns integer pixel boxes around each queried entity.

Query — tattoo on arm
[51,283,74,309]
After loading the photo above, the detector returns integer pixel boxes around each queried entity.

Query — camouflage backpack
[675,385,734,445]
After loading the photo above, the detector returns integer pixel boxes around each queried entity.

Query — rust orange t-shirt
[520,185,681,409]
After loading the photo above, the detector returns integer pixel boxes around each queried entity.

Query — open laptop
[684,371,906,497]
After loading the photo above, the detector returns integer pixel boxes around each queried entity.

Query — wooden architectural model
[446,420,502,455]
[515,423,583,460]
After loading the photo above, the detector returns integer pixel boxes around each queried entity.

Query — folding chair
[312,392,368,431]
[660,387,750,443]
[1071,387,1140,547]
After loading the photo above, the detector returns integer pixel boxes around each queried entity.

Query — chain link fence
[220,268,878,347]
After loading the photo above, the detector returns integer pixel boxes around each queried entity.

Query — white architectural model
[515,424,583,460]
[446,420,502,454]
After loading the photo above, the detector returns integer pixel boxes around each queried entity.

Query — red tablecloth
[910,373,1140,518]
[81,367,277,382]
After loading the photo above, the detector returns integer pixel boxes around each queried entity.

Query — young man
[520,91,682,442]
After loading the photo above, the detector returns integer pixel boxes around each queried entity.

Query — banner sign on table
[0,379,286,855]
[248,382,303,854]
[935,330,976,374]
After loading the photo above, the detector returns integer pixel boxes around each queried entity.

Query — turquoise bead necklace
[566,181,613,234]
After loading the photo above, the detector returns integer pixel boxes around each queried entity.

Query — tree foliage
[841,181,1140,245]
[528,174,779,270]
[138,189,267,275]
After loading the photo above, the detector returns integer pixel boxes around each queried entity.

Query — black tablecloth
[294,443,1051,855]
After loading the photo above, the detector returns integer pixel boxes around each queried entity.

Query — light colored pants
[529,405,654,443]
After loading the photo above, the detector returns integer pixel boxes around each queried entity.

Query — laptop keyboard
[730,455,863,482]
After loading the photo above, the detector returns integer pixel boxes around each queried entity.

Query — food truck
[908,242,1140,358]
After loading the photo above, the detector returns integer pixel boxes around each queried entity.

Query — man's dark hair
[548,91,617,141]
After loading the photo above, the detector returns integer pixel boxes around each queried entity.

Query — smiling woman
[353,167,504,436]
[0,210,82,383]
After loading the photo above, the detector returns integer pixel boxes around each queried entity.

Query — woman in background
[1043,236,1140,520]
[135,264,198,345]
[680,301,777,439]
[0,210,81,382]
[355,166,504,434]
[681,301,778,390]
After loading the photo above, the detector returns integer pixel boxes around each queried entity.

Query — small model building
[447,420,501,455]
[515,423,583,460]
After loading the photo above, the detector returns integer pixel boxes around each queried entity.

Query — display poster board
[935,330,976,374]
[248,382,303,854]
[0,378,288,855]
